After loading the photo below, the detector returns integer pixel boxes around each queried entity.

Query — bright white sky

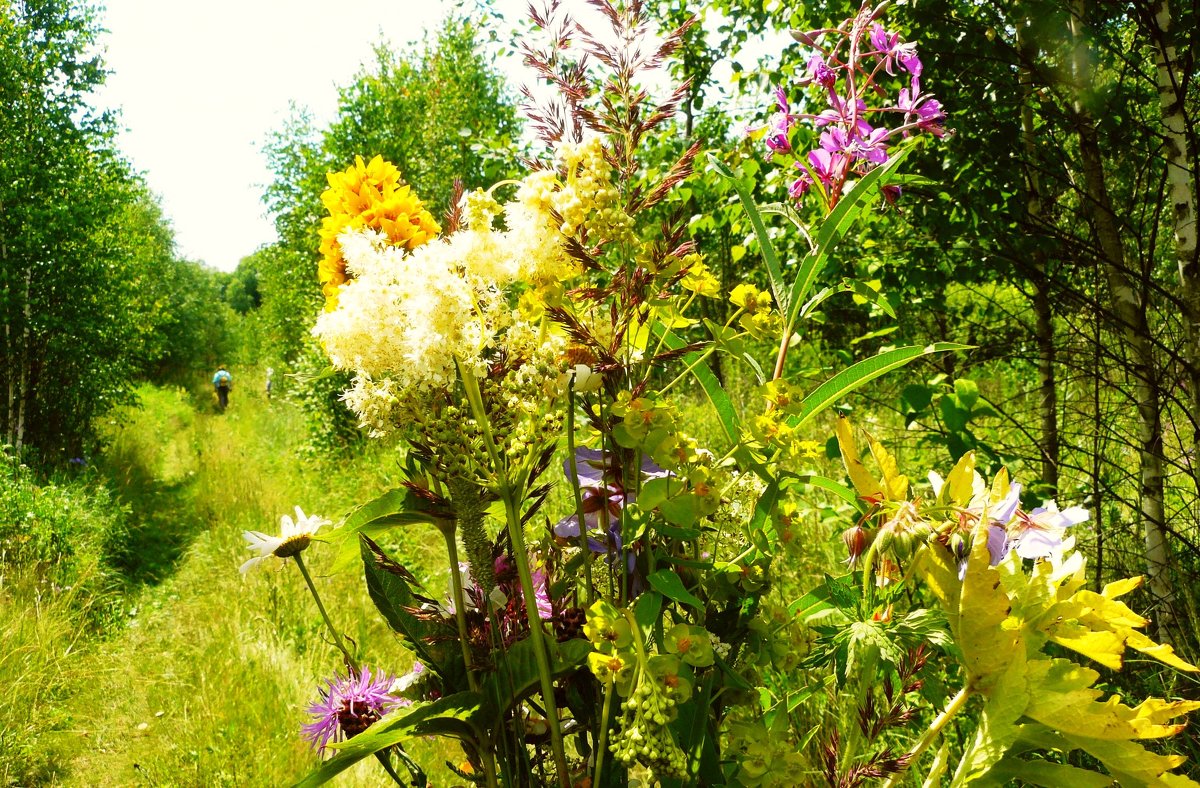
[90,0,529,272]
[89,1,782,273]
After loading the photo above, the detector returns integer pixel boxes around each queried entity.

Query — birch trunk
[1070,0,1175,642]
[1145,0,1200,474]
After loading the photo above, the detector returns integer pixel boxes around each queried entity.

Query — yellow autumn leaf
[867,431,909,501]
[835,417,882,500]
[958,535,1020,693]
[944,451,977,507]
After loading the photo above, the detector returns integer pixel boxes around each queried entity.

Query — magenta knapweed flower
[301,666,400,755]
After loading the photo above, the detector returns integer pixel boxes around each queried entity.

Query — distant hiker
[265,367,274,400]
[213,365,233,410]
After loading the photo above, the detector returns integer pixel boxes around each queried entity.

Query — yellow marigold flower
[317,155,440,306]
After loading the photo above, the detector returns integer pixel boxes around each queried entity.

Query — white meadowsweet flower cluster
[312,148,617,430]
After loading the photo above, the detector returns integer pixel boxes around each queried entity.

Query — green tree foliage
[0,0,235,460]
[257,14,522,451]
[0,0,138,458]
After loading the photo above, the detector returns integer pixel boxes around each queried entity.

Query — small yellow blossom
[680,256,720,297]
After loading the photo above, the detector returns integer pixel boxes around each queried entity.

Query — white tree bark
[1145,0,1199,472]
[1070,0,1175,642]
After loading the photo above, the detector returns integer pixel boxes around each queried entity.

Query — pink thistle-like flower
[301,666,401,755]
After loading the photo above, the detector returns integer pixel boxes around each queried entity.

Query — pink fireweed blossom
[805,53,837,89]
[898,76,946,137]
[850,124,891,164]
[301,666,401,755]
[870,23,922,76]
[817,95,873,137]
[762,86,798,157]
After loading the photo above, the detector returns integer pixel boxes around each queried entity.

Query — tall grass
[51,382,445,786]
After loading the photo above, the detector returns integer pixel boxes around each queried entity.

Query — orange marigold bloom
[318,155,440,306]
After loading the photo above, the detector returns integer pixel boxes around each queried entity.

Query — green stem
[440,524,480,694]
[593,675,617,787]
[566,380,595,606]
[458,358,569,786]
[503,492,571,788]
[293,553,357,671]
[880,686,970,788]
[374,751,406,785]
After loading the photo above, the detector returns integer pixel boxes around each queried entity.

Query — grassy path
[59,385,428,787]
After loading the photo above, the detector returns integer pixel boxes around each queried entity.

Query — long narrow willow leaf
[709,154,789,316]
[786,148,912,327]
[657,327,740,443]
[788,343,970,430]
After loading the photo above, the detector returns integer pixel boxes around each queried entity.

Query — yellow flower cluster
[552,137,633,243]
[317,155,440,306]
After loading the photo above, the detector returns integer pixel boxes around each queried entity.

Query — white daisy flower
[240,507,329,575]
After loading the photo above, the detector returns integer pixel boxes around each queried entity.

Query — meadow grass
[52,383,452,786]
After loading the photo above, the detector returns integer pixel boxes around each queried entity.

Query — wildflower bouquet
[242,2,1198,786]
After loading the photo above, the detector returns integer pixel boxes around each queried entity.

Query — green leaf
[785,148,912,327]
[293,693,482,786]
[481,637,590,724]
[634,591,663,635]
[657,327,740,443]
[647,569,704,610]
[788,344,970,430]
[954,378,980,410]
[788,587,838,623]
[659,495,701,528]
[780,472,862,511]
[709,152,789,316]
[331,487,445,571]
[360,536,453,678]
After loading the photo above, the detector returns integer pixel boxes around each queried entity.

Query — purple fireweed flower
[763,86,797,157]
[851,125,891,164]
[898,77,946,137]
[820,126,852,155]
[765,132,791,157]
[807,148,847,189]
[301,666,401,755]
[789,173,812,199]
[870,23,922,76]
[806,53,837,89]
[817,96,873,137]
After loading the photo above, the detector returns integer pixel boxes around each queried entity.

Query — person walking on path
[213,365,233,410]
[265,367,274,401]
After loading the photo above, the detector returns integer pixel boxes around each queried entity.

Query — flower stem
[293,553,357,671]
[592,675,616,787]
[880,686,970,788]
[503,492,571,788]
[566,381,595,606]
[458,359,570,786]
[374,751,406,785]
[439,523,480,694]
